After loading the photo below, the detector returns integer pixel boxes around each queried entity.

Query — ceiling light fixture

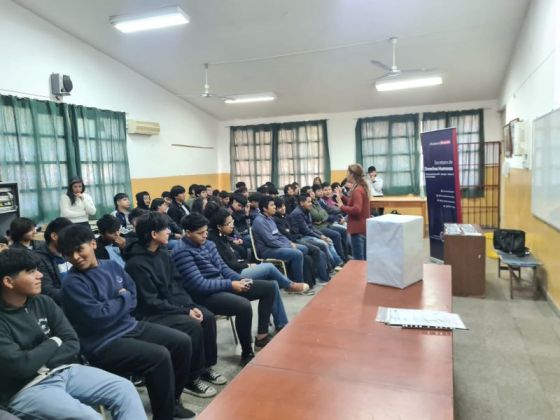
[375,73,443,92]
[110,6,189,33]
[224,93,277,104]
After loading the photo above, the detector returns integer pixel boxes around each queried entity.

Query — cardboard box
[367,214,424,288]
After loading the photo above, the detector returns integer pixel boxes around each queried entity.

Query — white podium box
[367,214,424,289]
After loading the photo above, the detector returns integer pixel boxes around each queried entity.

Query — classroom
[0,0,559,419]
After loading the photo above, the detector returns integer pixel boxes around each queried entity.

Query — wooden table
[199,261,454,420]
[370,196,428,237]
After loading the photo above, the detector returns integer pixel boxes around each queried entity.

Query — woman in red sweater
[335,164,371,260]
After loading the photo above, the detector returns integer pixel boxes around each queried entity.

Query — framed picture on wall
[503,123,513,157]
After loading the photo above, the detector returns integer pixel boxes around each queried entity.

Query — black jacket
[207,229,248,273]
[0,295,79,405]
[272,214,301,242]
[123,241,196,320]
[34,242,64,305]
[230,208,249,234]
[167,200,189,226]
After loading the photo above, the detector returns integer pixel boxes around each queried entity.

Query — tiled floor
[138,256,560,419]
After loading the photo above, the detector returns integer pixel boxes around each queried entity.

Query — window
[230,120,330,189]
[230,125,274,191]
[356,114,420,195]
[72,106,131,216]
[422,109,484,197]
[277,121,329,187]
[0,94,131,223]
[0,96,68,222]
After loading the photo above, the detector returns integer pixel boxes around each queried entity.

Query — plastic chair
[248,227,288,276]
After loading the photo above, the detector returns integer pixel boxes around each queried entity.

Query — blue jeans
[351,234,366,261]
[9,364,146,420]
[298,239,330,282]
[261,246,305,283]
[241,263,290,328]
[319,226,347,260]
[304,236,342,267]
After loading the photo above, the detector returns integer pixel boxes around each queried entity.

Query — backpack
[493,229,528,257]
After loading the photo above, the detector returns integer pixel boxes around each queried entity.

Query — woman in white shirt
[60,176,96,227]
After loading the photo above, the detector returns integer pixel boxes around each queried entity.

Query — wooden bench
[199,261,454,420]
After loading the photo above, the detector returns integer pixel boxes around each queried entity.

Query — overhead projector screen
[532,108,560,231]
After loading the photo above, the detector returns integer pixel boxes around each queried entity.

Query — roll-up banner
[420,128,462,261]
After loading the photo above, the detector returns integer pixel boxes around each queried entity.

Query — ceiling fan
[179,63,234,101]
[371,37,442,91]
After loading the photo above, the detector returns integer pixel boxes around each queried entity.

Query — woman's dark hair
[44,217,73,244]
[181,213,208,232]
[258,195,275,212]
[57,224,95,257]
[66,176,85,205]
[191,197,205,214]
[188,184,198,196]
[113,193,128,209]
[136,212,169,246]
[347,163,371,196]
[96,214,121,234]
[0,249,40,281]
[150,198,166,211]
[9,217,36,243]
[208,207,231,230]
[135,191,150,209]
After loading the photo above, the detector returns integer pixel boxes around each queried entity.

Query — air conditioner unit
[127,120,160,136]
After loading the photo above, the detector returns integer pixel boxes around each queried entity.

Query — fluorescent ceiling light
[110,6,189,33]
[375,74,443,92]
[224,93,277,104]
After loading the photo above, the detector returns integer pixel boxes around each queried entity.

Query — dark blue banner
[420,128,462,260]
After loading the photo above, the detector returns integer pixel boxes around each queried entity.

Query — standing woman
[60,176,96,227]
[335,164,370,260]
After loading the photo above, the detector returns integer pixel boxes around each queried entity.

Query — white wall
[0,1,219,179]
[500,0,560,120]
[217,99,502,173]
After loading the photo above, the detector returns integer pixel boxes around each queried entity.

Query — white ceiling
[14,0,530,121]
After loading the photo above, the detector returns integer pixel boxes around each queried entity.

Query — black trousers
[89,321,191,420]
[146,306,218,378]
[194,280,275,356]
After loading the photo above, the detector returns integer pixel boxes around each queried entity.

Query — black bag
[493,229,526,256]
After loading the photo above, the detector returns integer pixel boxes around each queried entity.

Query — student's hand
[74,193,83,200]
[114,234,126,249]
[335,195,343,207]
[320,235,331,244]
[290,242,297,249]
[189,308,204,322]
[232,280,247,293]
[0,243,8,253]
[118,288,128,295]
[174,233,182,239]
[233,238,243,245]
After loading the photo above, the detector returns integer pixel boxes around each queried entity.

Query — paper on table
[376,307,467,330]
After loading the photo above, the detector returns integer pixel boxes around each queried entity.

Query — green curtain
[0,94,131,223]
[71,106,131,216]
[230,119,330,189]
[0,96,68,222]
[422,109,484,198]
[356,114,420,195]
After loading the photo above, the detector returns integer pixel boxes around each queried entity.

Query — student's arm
[82,193,96,216]
[0,323,60,379]
[209,242,243,281]
[125,264,187,315]
[341,189,364,216]
[43,297,79,368]
[36,256,62,305]
[62,274,135,330]
[252,218,283,248]
[210,237,248,272]
[173,249,233,294]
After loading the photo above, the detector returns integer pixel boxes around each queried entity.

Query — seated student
[124,208,150,240]
[247,193,262,223]
[206,208,309,331]
[135,191,151,210]
[0,249,146,420]
[234,186,249,199]
[58,225,196,420]
[150,198,183,239]
[172,213,276,367]
[205,185,213,197]
[168,185,190,226]
[185,184,198,211]
[218,191,230,207]
[273,197,330,284]
[306,186,348,261]
[190,197,206,215]
[111,193,133,234]
[235,181,246,190]
[9,218,40,251]
[95,214,127,267]
[229,193,250,236]
[34,217,73,305]
[125,213,226,397]
[319,182,345,223]
[161,191,172,206]
[251,196,307,283]
[283,183,298,215]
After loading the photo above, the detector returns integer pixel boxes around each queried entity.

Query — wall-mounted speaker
[50,73,73,96]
